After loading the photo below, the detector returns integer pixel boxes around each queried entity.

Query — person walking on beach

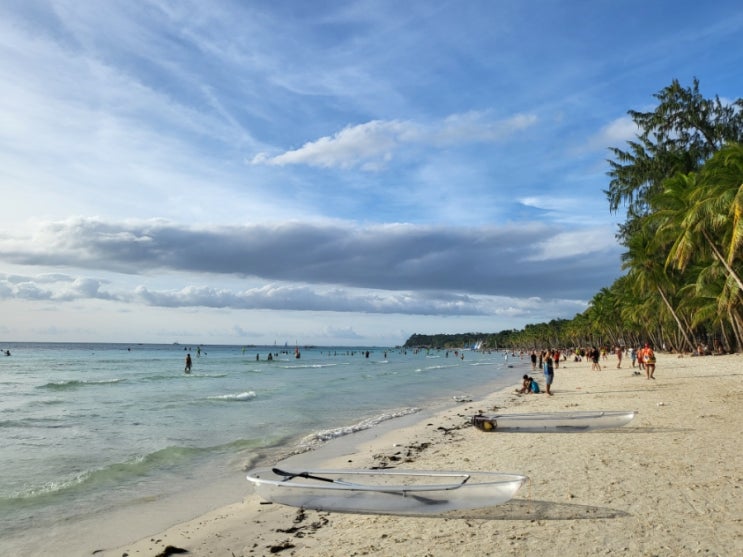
[185,353,192,374]
[543,353,554,395]
[637,346,645,371]
[530,351,537,370]
[615,346,623,369]
[591,347,601,371]
[643,344,656,379]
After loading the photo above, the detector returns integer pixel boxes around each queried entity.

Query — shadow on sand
[440,498,630,521]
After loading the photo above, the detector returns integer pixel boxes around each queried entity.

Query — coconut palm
[660,144,743,292]
[621,219,695,352]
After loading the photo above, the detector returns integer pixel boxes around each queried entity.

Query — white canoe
[472,410,636,432]
[246,467,527,515]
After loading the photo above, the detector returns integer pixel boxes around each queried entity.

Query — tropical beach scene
[2,2,743,556]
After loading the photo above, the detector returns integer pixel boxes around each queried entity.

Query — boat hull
[246,468,527,515]
[472,410,636,432]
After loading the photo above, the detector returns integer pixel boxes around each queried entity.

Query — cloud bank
[0,218,621,307]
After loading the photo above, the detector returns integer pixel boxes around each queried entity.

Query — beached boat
[471,410,636,432]
[246,467,527,515]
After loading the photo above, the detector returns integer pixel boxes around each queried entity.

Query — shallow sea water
[0,342,522,550]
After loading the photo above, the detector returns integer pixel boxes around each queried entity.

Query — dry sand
[96,352,742,557]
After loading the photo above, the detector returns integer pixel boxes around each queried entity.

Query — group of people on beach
[518,343,659,396]
[520,350,558,395]
[633,344,656,379]
[604,344,656,379]
[572,345,657,379]
[517,374,544,394]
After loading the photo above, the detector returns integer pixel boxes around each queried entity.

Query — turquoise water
[0,342,521,546]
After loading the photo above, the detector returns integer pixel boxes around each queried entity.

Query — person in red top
[643,344,656,379]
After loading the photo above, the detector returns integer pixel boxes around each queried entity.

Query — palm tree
[622,220,695,352]
[662,144,743,292]
[606,79,743,244]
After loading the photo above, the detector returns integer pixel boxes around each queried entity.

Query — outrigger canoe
[472,410,636,432]
[246,467,528,515]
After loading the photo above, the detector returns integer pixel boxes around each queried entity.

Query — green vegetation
[405,79,743,353]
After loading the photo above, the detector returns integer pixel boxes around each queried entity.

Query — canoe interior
[246,468,528,515]
[472,410,636,432]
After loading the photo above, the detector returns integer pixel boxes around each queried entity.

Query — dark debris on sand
[268,540,295,553]
[154,545,188,557]
[269,508,329,552]
[371,440,433,468]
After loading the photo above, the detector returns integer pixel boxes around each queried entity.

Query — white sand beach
[95,352,742,556]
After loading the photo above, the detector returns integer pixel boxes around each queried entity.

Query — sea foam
[207,391,256,401]
[296,407,421,451]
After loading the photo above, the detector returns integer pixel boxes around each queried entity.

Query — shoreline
[23,353,743,555]
[0,346,522,556]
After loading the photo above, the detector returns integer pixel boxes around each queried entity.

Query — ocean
[0,342,522,552]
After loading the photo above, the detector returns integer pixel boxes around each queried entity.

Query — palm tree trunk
[703,230,743,291]
[656,286,695,351]
[731,310,743,352]
[720,324,731,353]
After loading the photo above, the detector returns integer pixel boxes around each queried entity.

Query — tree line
[405,79,743,354]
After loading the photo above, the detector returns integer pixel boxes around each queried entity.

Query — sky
[1,0,742,347]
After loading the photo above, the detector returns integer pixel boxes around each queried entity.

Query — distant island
[403,319,571,351]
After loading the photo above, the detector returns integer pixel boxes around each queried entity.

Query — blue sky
[1,0,742,346]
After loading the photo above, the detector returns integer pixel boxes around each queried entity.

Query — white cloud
[584,116,639,152]
[253,120,408,169]
[525,227,619,262]
[251,112,537,170]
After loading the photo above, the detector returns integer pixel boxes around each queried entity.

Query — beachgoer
[591,347,600,371]
[644,344,656,379]
[543,354,554,395]
[637,346,645,371]
[529,377,540,394]
[615,346,623,369]
[530,351,537,371]
[516,374,531,394]
[630,347,637,368]
[185,353,192,373]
